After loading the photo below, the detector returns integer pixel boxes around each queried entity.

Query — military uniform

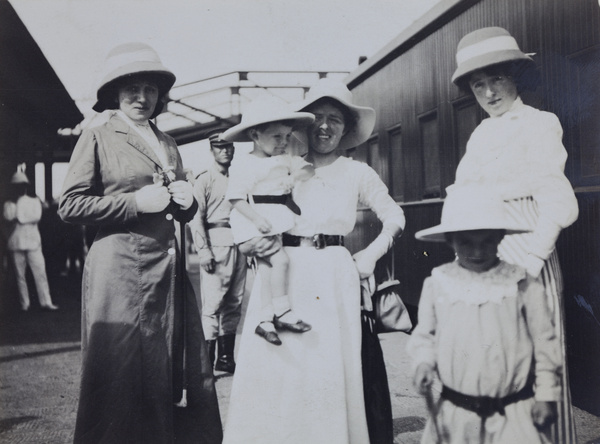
[191,162,247,372]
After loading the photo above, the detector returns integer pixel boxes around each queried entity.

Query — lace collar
[431,260,526,306]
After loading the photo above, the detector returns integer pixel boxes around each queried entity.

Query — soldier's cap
[207,130,234,148]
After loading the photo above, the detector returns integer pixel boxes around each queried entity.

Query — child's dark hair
[456,60,540,96]
[251,119,297,134]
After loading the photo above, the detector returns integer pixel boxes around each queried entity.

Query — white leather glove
[168,180,194,210]
[135,182,171,213]
[523,253,545,278]
[353,231,394,279]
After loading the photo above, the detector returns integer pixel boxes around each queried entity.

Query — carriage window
[388,124,404,201]
[452,97,479,162]
[420,112,441,199]
[367,135,388,186]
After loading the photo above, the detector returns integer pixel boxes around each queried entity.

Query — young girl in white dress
[408,186,562,444]
[222,96,315,345]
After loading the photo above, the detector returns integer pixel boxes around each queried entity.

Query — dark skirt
[361,313,394,444]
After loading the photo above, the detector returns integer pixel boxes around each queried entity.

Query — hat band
[456,35,521,65]
[103,48,162,74]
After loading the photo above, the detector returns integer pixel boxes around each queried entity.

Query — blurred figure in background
[190,130,247,374]
[2,166,58,311]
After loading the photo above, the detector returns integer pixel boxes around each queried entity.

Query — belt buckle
[312,234,326,249]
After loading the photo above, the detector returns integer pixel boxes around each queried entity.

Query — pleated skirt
[499,196,576,444]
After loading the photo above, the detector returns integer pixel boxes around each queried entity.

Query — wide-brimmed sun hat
[222,95,315,143]
[415,186,532,242]
[294,78,376,150]
[92,42,176,117]
[451,27,534,86]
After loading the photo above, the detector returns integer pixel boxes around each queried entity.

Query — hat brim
[294,95,376,150]
[452,50,533,85]
[222,113,315,142]
[415,222,531,242]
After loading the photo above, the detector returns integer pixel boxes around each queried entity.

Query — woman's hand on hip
[168,180,194,210]
[135,182,171,213]
[353,249,378,279]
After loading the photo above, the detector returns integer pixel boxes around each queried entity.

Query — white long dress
[223,156,405,444]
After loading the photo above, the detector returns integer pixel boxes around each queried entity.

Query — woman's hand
[532,401,557,430]
[238,235,280,258]
[353,249,378,279]
[135,182,171,213]
[168,180,194,210]
[413,363,435,396]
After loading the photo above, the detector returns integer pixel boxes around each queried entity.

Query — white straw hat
[93,42,176,117]
[415,186,532,242]
[222,96,315,143]
[451,27,534,85]
[294,78,376,150]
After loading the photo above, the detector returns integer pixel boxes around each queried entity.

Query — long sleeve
[358,164,405,232]
[59,129,138,225]
[525,112,578,259]
[520,276,562,401]
[406,277,437,373]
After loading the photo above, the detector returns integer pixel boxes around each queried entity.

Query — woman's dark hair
[306,97,357,132]
[98,72,172,118]
[456,60,540,96]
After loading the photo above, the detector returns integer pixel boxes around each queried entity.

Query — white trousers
[10,248,54,310]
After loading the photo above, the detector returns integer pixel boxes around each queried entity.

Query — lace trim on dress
[431,261,525,306]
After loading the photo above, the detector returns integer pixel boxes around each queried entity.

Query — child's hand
[532,401,557,430]
[413,363,435,396]
[253,216,272,234]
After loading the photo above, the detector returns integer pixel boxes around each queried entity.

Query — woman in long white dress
[223,78,406,444]
[450,27,579,443]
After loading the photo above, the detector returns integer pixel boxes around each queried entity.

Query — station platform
[1,270,599,443]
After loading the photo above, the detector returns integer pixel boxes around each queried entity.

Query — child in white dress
[222,96,315,345]
[407,187,562,444]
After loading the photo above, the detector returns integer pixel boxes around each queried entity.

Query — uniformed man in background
[190,130,247,374]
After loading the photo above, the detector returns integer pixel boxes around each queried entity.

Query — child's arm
[520,275,561,428]
[406,277,438,395]
[230,199,272,234]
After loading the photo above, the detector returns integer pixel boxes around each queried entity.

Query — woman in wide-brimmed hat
[408,186,561,444]
[59,42,222,444]
[223,78,405,444]
[449,27,579,443]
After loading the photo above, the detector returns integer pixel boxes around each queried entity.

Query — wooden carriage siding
[343,0,600,415]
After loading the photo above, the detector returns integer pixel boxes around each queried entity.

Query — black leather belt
[251,193,301,215]
[282,233,344,249]
[206,222,231,229]
[441,384,534,418]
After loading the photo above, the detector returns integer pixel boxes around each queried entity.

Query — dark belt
[441,384,534,418]
[282,233,344,249]
[206,222,231,229]
[251,193,301,215]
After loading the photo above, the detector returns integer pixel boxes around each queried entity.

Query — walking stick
[175,221,188,408]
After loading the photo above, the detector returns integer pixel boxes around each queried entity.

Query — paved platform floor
[1,272,599,443]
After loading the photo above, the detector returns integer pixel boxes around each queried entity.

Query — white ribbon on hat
[103,47,162,75]
[456,35,521,65]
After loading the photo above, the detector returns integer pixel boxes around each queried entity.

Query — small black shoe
[273,310,311,333]
[255,323,282,346]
